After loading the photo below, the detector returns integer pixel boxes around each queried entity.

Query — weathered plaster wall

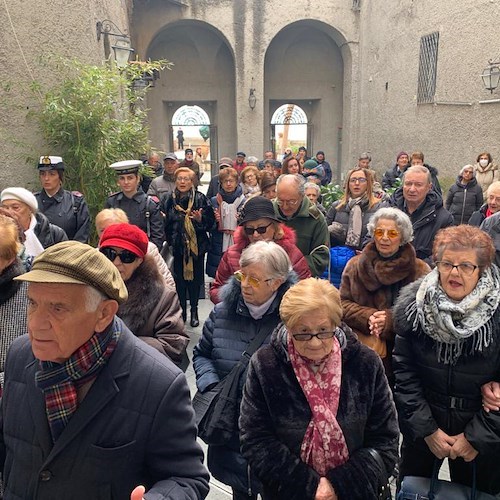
[0,0,130,190]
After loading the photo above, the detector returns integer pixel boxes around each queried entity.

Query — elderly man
[147,152,179,202]
[469,180,500,226]
[273,174,329,277]
[0,241,209,500]
[389,165,453,262]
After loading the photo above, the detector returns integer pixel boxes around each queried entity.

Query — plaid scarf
[287,330,349,475]
[35,322,121,443]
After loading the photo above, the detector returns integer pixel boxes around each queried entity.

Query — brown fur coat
[340,242,430,344]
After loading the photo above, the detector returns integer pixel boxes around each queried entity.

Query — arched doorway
[170,105,213,174]
[270,104,308,161]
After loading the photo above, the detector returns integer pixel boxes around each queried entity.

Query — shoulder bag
[192,326,270,446]
[367,447,393,500]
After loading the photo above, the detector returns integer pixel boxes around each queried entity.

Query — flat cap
[15,241,128,303]
[163,152,178,161]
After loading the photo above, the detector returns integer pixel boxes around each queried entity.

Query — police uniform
[105,160,165,250]
[35,156,90,243]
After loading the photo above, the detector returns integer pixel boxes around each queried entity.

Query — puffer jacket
[34,212,68,248]
[209,224,311,303]
[382,164,441,195]
[445,176,483,225]
[239,324,399,500]
[117,256,189,369]
[326,198,385,250]
[192,274,296,494]
[393,278,500,457]
[389,188,453,263]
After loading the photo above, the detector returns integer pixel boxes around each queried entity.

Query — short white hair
[85,286,107,312]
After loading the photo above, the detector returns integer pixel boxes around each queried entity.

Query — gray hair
[402,165,432,184]
[367,207,414,245]
[276,174,306,195]
[85,286,107,312]
[247,156,259,164]
[359,152,371,161]
[239,241,292,280]
[304,182,320,194]
[486,181,500,197]
[459,164,474,176]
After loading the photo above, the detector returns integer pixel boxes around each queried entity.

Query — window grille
[417,32,439,104]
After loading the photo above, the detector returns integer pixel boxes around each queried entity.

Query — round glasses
[100,247,138,264]
[436,261,478,276]
[374,228,400,239]
[234,270,272,288]
[349,177,367,184]
[243,222,273,236]
[276,199,300,207]
[292,331,336,342]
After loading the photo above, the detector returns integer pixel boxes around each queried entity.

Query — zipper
[460,187,467,224]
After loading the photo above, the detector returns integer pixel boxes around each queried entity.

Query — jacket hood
[456,176,478,188]
[231,223,298,252]
[392,277,424,334]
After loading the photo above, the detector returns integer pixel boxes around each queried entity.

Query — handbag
[192,326,271,446]
[397,459,496,500]
[367,447,393,500]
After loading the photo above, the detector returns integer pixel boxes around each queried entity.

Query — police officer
[34,155,90,243]
[105,160,165,250]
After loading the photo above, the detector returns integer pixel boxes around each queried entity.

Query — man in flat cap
[34,155,91,243]
[0,241,209,499]
[147,153,179,202]
[106,160,165,250]
[179,148,202,186]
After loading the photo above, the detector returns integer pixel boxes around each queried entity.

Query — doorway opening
[270,104,308,161]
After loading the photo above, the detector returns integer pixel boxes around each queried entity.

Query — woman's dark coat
[117,256,189,368]
[392,279,500,492]
[445,176,483,225]
[192,274,295,494]
[239,325,399,500]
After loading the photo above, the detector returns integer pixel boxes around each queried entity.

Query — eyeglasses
[374,228,400,239]
[349,177,367,184]
[292,330,336,342]
[100,247,138,264]
[436,261,478,276]
[243,222,273,235]
[234,270,272,288]
[276,199,300,207]
[176,176,192,182]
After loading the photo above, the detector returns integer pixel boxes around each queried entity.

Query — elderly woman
[326,168,383,251]
[164,167,215,326]
[99,223,189,369]
[340,207,430,382]
[469,180,500,226]
[393,225,500,495]
[474,151,499,197]
[304,182,327,215]
[240,166,261,197]
[206,167,246,278]
[193,241,296,500]
[445,164,483,225]
[0,187,67,257]
[210,196,310,303]
[239,278,399,500]
[95,208,176,289]
[0,215,28,390]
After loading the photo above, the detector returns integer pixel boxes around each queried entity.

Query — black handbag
[397,459,496,500]
[192,327,270,446]
[367,447,393,500]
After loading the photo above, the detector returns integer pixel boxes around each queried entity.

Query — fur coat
[209,224,311,303]
[117,256,189,367]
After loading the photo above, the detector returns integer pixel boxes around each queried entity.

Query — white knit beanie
[1,187,38,213]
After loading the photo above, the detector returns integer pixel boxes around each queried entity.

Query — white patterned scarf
[405,265,500,364]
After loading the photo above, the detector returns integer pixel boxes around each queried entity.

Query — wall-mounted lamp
[96,20,134,67]
[248,88,257,110]
[481,60,500,94]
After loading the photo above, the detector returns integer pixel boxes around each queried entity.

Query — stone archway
[264,20,346,180]
[144,20,236,168]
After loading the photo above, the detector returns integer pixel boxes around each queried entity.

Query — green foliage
[384,177,402,196]
[320,183,344,209]
[35,57,170,240]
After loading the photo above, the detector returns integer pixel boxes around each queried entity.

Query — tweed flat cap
[15,241,128,303]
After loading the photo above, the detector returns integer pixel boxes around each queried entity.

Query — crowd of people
[0,146,499,499]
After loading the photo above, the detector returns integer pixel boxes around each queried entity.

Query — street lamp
[481,61,500,94]
[96,20,134,67]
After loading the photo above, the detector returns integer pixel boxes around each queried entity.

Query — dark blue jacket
[0,319,209,500]
[193,275,295,494]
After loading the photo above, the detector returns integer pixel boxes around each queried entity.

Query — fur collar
[232,224,298,252]
[356,242,419,291]
[0,258,24,305]
[117,256,163,333]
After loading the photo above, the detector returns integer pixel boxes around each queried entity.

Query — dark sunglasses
[100,247,138,264]
[243,222,273,235]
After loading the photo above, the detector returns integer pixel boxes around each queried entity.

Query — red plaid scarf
[288,333,349,475]
[35,320,120,443]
